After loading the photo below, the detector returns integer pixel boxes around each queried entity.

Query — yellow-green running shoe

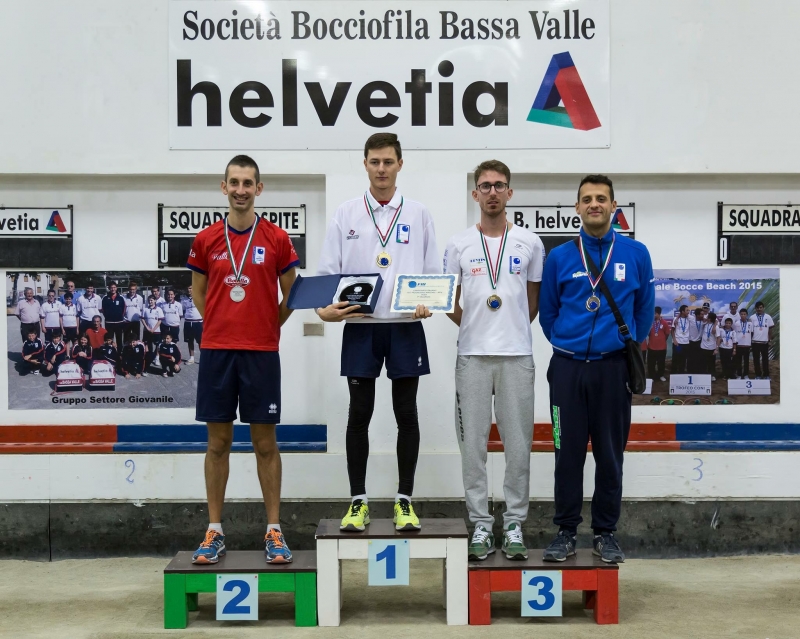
[340,499,370,531]
[393,498,421,531]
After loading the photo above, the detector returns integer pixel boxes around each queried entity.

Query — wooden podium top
[469,549,619,571]
[315,518,468,539]
[165,550,317,574]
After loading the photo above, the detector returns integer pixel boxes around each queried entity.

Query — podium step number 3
[521,571,562,617]
[368,539,410,586]
[217,574,259,621]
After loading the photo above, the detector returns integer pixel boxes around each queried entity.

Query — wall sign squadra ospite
[169,1,610,150]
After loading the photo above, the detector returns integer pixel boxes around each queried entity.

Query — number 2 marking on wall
[692,458,704,481]
[125,459,135,484]
[221,580,251,615]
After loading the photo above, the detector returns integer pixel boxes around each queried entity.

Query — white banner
[721,204,800,234]
[160,206,306,235]
[0,208,72,236]
[168,0,610,150]
[510,204,634,235]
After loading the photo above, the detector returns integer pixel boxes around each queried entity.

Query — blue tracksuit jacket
[539,228,654,360]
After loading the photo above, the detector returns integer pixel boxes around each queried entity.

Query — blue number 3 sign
[216,574,259,621]
[368,539,410,586]
[521,571,562,617]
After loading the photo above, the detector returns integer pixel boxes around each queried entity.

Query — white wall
[0,0,798,501]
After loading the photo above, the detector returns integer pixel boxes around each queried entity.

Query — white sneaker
[142,372,148,377]
[744,376,750,380]
[187,357,195,365]
[33,370,40,375]
[659,377,667,382]
[711,376,716,381]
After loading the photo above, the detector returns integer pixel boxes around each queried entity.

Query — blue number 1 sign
[216,574,259,620]
[521,570,562,617]
[368,539,410,586]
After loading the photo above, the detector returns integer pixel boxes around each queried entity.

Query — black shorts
[184,320,203,345]
[196,349,281,424]
[341,322,430,379]
[63,327,79,342]
[44,327,63,342]
[163,325,180,341]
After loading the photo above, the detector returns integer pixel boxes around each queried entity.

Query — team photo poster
[7,271,198,410]
[633,268,779,406]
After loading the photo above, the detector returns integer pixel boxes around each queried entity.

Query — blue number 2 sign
[521,571,562,617]
[216,574,258,621]
[368,539,410,586]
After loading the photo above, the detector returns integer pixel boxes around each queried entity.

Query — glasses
[477,182,508,194]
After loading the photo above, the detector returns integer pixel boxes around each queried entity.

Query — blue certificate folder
[287,274,383,313]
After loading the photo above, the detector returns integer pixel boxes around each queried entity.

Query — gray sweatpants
[454,355,535,529]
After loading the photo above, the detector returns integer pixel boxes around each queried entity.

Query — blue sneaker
[191,529,226,564]
[265,528,293,564]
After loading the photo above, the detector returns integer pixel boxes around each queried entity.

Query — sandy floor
[0,555,797,639]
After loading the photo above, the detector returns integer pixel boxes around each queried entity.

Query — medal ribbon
[756,313,764,328]
[479,223,509,291]
[364,193,404,248]
[224,216,260,285]
[654,320,660,337]
[578,233,615,293]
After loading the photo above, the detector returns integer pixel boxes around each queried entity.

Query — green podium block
[164,550,317,628]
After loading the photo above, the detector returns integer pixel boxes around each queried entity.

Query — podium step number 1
[216,574,259,621]
[521,571,562,617]
[368,539,410,586]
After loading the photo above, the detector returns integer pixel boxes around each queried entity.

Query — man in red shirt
[647,306,669,382]
[187,155,299,565]
[86,316,108,351]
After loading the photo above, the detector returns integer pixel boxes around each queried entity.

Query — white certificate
[392,274,458,313]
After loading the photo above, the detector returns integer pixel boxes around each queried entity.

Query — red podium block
[468,550,619,625]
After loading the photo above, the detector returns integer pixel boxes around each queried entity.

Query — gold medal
[376,252,391,268]
[487,294,502,310]
[586,295,601,312]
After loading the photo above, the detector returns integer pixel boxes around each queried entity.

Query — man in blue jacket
[539,175,654,564]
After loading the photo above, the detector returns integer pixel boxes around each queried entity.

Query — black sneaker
[593,532,625,563]
[542,530,576,562]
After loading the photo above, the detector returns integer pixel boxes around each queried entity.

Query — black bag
[575,239,647,394]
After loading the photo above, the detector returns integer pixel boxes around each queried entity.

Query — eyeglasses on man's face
[476,182,509,194]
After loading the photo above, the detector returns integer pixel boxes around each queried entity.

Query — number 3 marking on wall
[125,459,135,484]
[692,458,704,481]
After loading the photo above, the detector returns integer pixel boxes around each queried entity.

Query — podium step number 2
[368,539,410,586]
[217,574,259,621]
[521,571,562,617]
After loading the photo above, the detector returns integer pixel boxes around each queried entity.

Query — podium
[315,519,469,626]
[468,550,619,625]
[163,550,317,628]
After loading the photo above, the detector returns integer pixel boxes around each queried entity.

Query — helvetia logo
[612,208,630,231]
[527,52,600,131]
[46,211,67,233]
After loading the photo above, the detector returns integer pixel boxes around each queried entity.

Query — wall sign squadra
[170,1,610,150]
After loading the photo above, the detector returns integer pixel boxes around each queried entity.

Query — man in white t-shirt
[123,281,145,344]
[720,300,739,327]
[316,133,439,533]
[444,160,544,561]
[76,285,101,335]
[161,289,184,342]
[670,305,690,374]
[181,285,204,364]
[59,292,79,350]
[141,295,165,374]
[39,289,63,343]
[734,308,753,379]
[699,312,718,379]
[751,300,775,380]
[717,316,738,380]
[151,286,167,309]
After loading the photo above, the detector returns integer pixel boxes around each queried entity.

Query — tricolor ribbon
[364,193,404,248]
[479,223,509,291]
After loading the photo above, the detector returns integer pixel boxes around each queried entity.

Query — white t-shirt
[60,303,78,328]
[161,301,183,327]
[734,319,753,347]
[444,224,545,356]
[40,301,62,328]
[700,322,717,350]
[76,294,101,322]
[142,307,164,332]
[317,189,440,322]
[124,293,144,322]
[672,316,691,345]
[721,311,739,327]
[688,317,704,342]
[181,297,203,322]
[751,313,774,342]
[718,327,737,349]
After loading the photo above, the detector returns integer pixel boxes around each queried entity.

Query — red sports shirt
[186,218,299,351]
[647,319,670,351]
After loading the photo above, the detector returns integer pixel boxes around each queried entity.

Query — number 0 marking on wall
[368,540,409,586]
[160,239,169,263]
[719,237,728,262]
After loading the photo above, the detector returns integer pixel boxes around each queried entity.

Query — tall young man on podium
[187,155,299,564]
[316,133,439,532]
[539,175,654,564]
[444,160,544,561]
